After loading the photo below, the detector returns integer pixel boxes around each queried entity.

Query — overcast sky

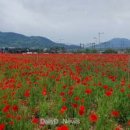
[0,0,130,44]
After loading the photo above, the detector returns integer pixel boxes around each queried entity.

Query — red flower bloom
[79,105,85,116]
[16,115,21,121]
[24,90,30,97]
[71,103,78,108]
[42,88,47,96]
[103,85,109,90]
[60,106,67,114]
[2,105,10,113]
[56,125,69,130]
[127,120,130,126]
[111,110,120,117]
[85,88,92,95]
[74,96,80,101]
[12,105,18,112]
[0,124,5,130]
[9,121,14,126]
[68,90,73,96]
[62,97,66,102]
[105,90,113,97]
[114,125,122,130]
[89,112,98,123]
[121,79,125,86]
[60,92,65,96]
[120,88,125,93]
[6,113,14,119]
[32,117,39,124]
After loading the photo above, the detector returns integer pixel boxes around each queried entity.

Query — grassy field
[0,54,130,130]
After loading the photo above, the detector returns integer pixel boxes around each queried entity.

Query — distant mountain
[1,32,130,50]
[0,31,80,50]
[95,38,130,50]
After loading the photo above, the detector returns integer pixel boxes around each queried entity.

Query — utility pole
[98,32,104,50]
[80,43,85,49]
[93,37,97,49]
[91,43,94,50]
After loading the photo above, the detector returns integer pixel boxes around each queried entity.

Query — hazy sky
[0,0,130,44]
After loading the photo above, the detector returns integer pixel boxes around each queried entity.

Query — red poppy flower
[42,88,47,96]
[60,106,67,114]
[62,97,66,102]
[127,120,130,126]
[85,88,92,95]
[111,110,120,117]
[103,85,109,90]
[71,103,78,108]
[0,124,5,130]
[74,96,80,101]
[68,91,73,96]
[79,105,85,116]
[89,112,98,123]
[2,105,10,113]
[114,125,122,130]
[105,90,113,97]
[16,115,21,121]
[60,92,65,96]
[24,90,30,97]
[32,117,39,124]
[120,88,125,93]
[56,125,69,130]
[9,121,14,126]
[12,105,18,112]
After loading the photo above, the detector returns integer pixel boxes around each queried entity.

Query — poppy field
[0,53,130,130]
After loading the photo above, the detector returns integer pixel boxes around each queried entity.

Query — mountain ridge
[0,31,80,50]
[93,38,130,50]
[0,31,130,50]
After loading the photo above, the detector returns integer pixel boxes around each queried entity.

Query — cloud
[0,0,130,44]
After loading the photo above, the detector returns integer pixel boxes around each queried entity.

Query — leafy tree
[103,49,117,54]
[126,48,130,53]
